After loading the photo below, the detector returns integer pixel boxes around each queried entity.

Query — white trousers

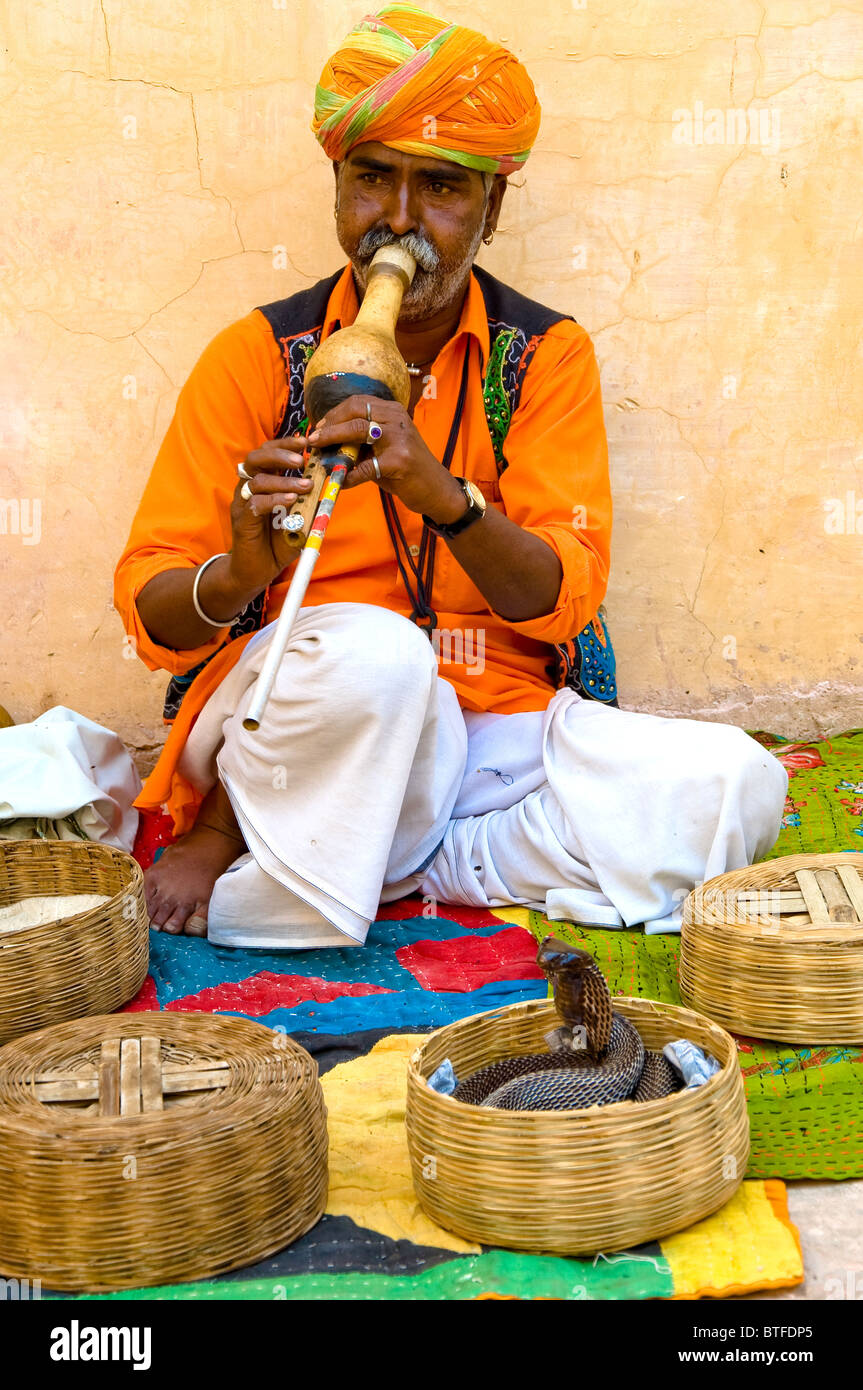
[178,603,789,950]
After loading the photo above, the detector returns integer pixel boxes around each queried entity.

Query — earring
[482,230,494,246]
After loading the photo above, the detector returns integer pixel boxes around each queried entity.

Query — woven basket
[0,840,150,1045]
[0,834,148,1045]
[680,852,863,1044]
[405,996,748,1255]
[0,1011,328,1291]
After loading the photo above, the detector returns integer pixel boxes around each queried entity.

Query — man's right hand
[227,435,315,594]
[136,436,317,654]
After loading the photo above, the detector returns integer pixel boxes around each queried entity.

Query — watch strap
[422,478,485,539]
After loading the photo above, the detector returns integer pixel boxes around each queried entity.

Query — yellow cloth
[665,1179,803,1299]
[320,1033,479,1253]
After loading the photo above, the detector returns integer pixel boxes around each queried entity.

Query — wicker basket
[0,840,149,1045]
[0,1011,328,1291]
[680,852,863,1044]
[405,996,748,1255]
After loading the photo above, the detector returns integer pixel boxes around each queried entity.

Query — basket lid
[0,1012,311,1130]
[684,852,863,940]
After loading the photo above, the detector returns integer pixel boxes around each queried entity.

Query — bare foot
[145,782,246,936]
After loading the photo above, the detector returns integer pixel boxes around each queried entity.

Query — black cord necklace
[380,341,472,635]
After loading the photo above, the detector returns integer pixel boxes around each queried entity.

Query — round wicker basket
[0,1011,328,1291]
[405,996,748,1255]
[680,852,863,1044]
[0,840,149,1045]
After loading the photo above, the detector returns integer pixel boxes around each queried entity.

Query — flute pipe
[241,459,351,732]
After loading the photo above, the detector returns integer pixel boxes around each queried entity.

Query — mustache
[353,227,439,275]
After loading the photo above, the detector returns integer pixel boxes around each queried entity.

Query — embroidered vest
[163,267,618,719]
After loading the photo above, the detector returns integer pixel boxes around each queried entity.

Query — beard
[341,218,487,323]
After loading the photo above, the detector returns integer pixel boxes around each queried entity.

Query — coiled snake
[452,937,681,1111]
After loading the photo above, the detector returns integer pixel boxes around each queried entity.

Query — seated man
[114,5,788,949]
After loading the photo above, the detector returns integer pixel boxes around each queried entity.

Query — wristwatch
[422,478,487,539]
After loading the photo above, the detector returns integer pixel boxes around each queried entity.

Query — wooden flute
[242,242,417,732]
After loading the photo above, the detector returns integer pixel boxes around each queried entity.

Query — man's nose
[381,182,419,237]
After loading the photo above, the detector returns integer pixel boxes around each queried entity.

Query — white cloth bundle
[0,707,141,852]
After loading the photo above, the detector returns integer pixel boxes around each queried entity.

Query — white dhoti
[178,602,789,949]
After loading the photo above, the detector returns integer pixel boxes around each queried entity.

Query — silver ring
[371,454,382,482]
[237,462,251,480]
[240,481,252,501]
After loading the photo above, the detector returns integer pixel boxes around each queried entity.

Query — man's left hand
[306,395,464,522]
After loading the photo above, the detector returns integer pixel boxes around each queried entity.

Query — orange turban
[312,4,541,176]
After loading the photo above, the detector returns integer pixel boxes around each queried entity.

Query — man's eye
[428,182,450,195]
[361,173,382,185]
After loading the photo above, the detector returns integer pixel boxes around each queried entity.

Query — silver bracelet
[192,553,233,628]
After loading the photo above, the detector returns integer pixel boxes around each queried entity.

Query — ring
[237,462,251,480]
[240,481,252,501]
[365,401,383,445]
[371,454,382,482]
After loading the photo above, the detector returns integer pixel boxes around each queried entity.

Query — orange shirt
[114,265,612,831]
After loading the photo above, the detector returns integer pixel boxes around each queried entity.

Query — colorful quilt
[109,726,862,1299]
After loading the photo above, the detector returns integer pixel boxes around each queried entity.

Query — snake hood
[536,936,613,1059]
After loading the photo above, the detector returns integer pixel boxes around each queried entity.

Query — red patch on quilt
[122,975,160,1011]
[132,810,176,871]
[396,926,544,993]
[375,896,504,930]
[773,743,826,776]
[163,972,394,1016]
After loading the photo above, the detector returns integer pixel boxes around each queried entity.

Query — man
[115,5,788,948]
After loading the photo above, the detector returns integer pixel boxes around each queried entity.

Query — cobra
[452,937,681,1111]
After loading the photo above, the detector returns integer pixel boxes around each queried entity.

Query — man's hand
[228,435,316,592]
[137,435,315,653]
[307,396,466,524]
[307,393,563,622]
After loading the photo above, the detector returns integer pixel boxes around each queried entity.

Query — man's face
[334,142,502,323]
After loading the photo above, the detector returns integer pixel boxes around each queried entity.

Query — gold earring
[482,230,494,245]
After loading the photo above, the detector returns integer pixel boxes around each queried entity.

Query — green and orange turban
[312,4,541,176]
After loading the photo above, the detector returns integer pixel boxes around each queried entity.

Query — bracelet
[192,553,234,628]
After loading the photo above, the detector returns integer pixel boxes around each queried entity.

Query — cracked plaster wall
[0,1,861,767]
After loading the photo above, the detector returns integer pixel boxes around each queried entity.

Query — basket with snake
[451,937,685,1110]
[405,939,749,1254]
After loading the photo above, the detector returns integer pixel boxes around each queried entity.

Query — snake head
[535,936,595,980]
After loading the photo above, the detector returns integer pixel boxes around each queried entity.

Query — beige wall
[1,0,861,768]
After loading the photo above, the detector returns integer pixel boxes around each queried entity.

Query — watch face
[465,480,487,512]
